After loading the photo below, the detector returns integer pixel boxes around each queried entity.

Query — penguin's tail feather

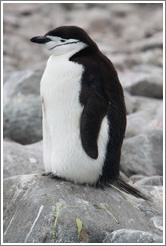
[111,176,150,200]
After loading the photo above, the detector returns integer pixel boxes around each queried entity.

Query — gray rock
[119,71,163,99]
[3,174,162,243]
[137,186,163,217]
[124,90,136,114]
[138,48,163,67]
[133,64,163,74]
[138,186,163,202]
[4,73,162,144]
[151,216,163,232]
[3,140,43,179]
[134,176,163,187]
[121,129,163,177]
[3,69,43,144]
[133,179,163,217]
[129,175,147,183]
[129,32,163,52]
[3,3,163,71]
[129,175,163,186]
[103,229,163,243]
[127,75,162,99]
[3,70,34,100]
[126,96,162,137]
[111,49,162,71]
[3,3,163,145]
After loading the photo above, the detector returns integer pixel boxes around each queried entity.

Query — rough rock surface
[103,229,162,243]
[119,70,163,99]
[3,2,163,244]
[126,96,163,138]
[3,174,163,243]
[3,140,43,179]
[121,129,163,177]
[3,3,163,145]
[3,3,163,72]
[3,70,43,144]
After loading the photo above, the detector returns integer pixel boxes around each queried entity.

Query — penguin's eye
[60,39,66,42]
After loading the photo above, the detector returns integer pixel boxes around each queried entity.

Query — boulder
[119,70,163,99]
[111,49,162,71]
[3,69,43,144]
[130,175,163,186]
[123,90,136,115]
[133,176,163,187]
[3,140,43,179]
[103,229,162,243]
[3,3,163,72]
[126,96,163,138]
[3,174,162,243]
[129,32,163,52]
[3,74,163,144]
[121,129,163,177]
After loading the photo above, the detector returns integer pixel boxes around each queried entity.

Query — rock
[129,175,147,184]
[151,216,163,232]
[119,71,163,99]
[3,3,163,71]
[126,96,162,137]
[133,64,163,74]
[3,69,43,144]
[111,48,162,71]
[103,229,163,243]
[121,129,163,177]
[3,70,34,98]
[134,176,163,186]
[138,48,162,67]
[137,186,163,217]
[127,75,162,99]
[129,32,163,52]
[3,140,43,179]
[124,90,136,114]
[3,72,162,145]
[137,185,163,202]
[129,175,163,185]
[3,174,162,243]
[4,72,162,145]
[131,177,163,216]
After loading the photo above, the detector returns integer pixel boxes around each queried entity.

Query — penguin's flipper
[80,90,108,159]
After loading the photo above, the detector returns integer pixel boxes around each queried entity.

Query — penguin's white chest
[40,55,109,184]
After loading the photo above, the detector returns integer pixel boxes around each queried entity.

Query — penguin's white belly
[41,55,109,184]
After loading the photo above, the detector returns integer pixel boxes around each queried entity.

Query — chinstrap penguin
[31,26,148,199]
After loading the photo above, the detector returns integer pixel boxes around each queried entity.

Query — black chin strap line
[49,41,80,50]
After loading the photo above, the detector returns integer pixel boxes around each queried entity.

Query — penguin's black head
[30,26,98,56]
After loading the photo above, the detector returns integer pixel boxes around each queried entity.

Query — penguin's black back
[70,46,126,185]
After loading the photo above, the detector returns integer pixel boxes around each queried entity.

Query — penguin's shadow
[41,172,105,190]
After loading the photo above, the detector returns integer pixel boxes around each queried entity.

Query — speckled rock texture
[3,174,163,243]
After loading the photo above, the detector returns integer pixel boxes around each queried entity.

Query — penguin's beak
[30,36,51,44]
